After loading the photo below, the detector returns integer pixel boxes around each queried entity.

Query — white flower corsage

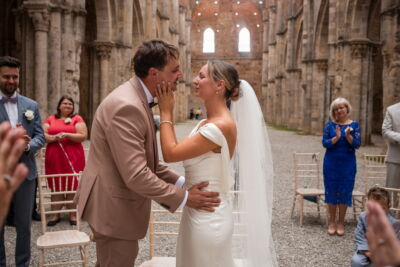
[64,117,72,124]
[24,109,34,121]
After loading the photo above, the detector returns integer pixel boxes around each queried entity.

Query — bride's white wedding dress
[175,80,277,267]
[176,121,236,267]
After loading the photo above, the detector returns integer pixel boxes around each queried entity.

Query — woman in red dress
[43,96,88,226]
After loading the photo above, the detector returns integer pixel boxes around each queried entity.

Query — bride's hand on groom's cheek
[156,81,174,112]
[186,181,221,212]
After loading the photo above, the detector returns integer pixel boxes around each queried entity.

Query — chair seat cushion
[296,188,324,196]
[37,230,90,248]
[139,257,176,267]
[139,258,246,267]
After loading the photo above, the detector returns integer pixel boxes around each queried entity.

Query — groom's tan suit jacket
[77,77,185,241]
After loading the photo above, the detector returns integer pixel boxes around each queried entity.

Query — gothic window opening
[203,28,215,53]
[238,27,251,52]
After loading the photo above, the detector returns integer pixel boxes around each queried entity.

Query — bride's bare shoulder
[207,116,236,137]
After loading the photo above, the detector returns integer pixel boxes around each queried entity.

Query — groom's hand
[186,181,220,212]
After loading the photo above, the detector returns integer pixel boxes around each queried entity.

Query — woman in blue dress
[322,97,361,236]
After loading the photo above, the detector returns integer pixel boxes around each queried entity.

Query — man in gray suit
[382,101,400,188]
[0,56,45,267]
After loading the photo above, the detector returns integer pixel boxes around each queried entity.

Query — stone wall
[190,0,264,113]
[2,0,192,127]
[261,0,400,144]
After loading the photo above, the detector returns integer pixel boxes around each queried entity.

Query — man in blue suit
[0,56,45,267]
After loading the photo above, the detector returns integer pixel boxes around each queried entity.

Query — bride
[156,60,277,267]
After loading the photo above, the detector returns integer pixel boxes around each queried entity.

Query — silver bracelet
[160,120,173,126]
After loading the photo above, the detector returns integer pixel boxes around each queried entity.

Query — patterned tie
[0,96,17,104]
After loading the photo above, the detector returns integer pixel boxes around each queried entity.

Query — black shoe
[32,212,41,221]
[47,217,61,227]
[69,220,77,226]
[5,217,15,227]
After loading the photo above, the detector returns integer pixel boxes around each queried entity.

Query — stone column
[94,42,113,102]
[159,1,171,41]
[349,40,376,144]
[310,59,328,134]
[381,5,400,109]
[28,8,50,117]
[48,6,62,113]
[145,0,157,40]
[261,8,269,116]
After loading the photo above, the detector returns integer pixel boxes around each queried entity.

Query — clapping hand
[16,123,31,150]
[345,126,353,136]
[0,122,29,226]
[335,125,341,138]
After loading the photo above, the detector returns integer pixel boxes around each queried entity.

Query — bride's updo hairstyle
[207,60,241,101]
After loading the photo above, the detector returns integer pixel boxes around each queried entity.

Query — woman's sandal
[327,223,336,235]
[336,224,345,236]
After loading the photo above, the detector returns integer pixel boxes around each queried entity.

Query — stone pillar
[145,0,157,40]
[287,69,302,128]
[28,8,50,118]
[94,42,113,102]
[48,6,62,113]
[310,59,328,134]
[262,8,269,116]
[381,5,400,109]
[159,1,171,41]
[348,40,376,144]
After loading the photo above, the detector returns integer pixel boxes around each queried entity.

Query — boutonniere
[24,109,34,121]
[64,117,72,124]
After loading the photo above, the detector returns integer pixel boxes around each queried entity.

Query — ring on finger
[377,238,386,246]
[3,174,12,189]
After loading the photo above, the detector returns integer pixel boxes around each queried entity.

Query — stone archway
[0,0,20,57]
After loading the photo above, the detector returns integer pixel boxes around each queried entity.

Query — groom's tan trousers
[92,227,139,267]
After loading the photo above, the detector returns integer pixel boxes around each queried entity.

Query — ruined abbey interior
[1,0,399,143]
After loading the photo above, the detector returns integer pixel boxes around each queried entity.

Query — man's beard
[0,83,17,96]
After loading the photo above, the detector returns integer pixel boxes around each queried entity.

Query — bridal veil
[230,80,278,267]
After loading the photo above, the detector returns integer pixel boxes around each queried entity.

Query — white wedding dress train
[176,121,236,267]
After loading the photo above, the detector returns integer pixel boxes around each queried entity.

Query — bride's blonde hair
[207,60,241,101]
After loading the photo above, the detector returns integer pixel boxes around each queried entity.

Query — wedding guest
[43,96,87,226]
[382,101,400,188]
[351,187,398,267]
[322,97,361,236]
[0,56,45,267]
[366,201,400,267]
[0,122,29,227]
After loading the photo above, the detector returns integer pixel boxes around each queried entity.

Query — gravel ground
[3,120,385,267]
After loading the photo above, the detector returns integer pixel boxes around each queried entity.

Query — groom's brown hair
[133,39,179,78]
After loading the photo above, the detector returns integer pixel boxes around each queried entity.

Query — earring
[216,91,220,95]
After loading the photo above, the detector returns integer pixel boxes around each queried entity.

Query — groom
[76,39,220,266]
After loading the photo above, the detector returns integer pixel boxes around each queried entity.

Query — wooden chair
[364,154,387,189]
[36,173,90,266]
[352,154,387,219]
[383,187,400,219]
[290,152,325,225]
[140,191,244,267]
[139,209,182,267]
